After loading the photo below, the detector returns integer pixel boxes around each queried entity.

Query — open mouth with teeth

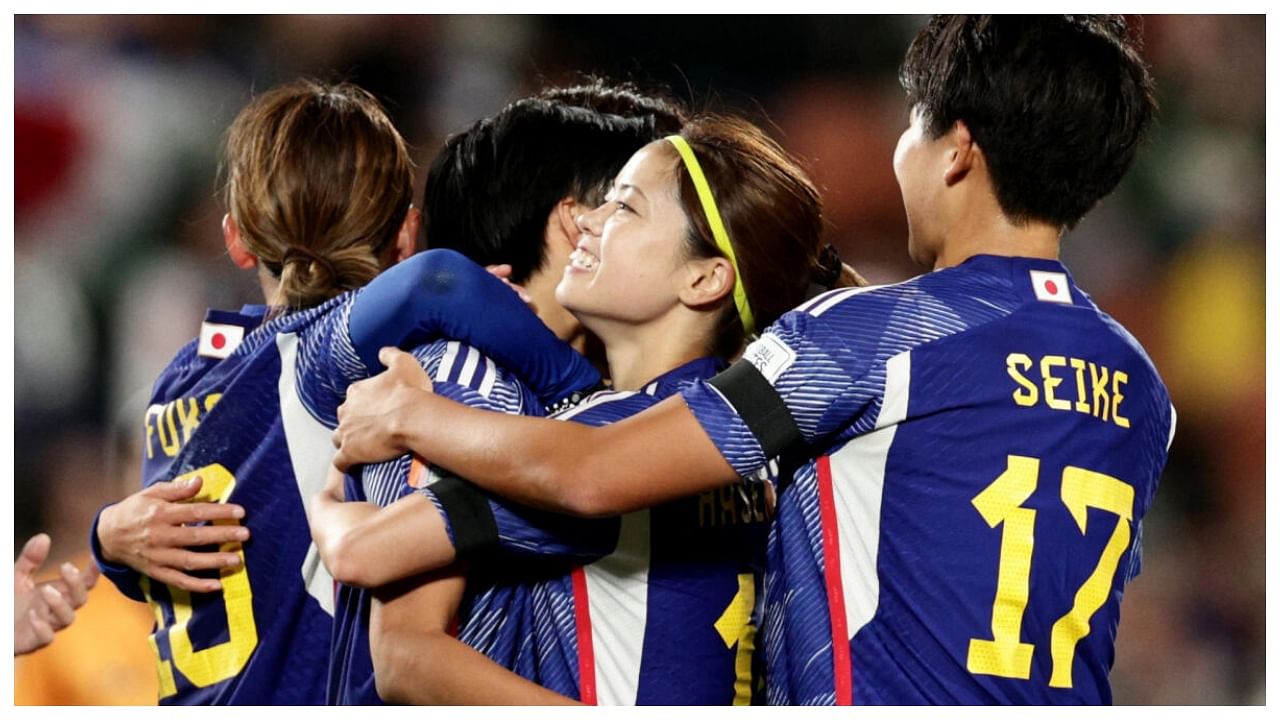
[569,247,599,272]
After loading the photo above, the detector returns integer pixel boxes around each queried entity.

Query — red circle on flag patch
[1044,280,1059,295]
[211,333,226,350]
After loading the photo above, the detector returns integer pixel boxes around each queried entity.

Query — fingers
[169,523,250,549]
[15,533,52,578]
[39,584,75,628]
[79,562,100,591]
[485,263,514,279]
[146,476,204,502]
[27,610,55,649]
[378,346,411,369]
[152,546,242,573]
[150,566,223,594]
[56,563,91,607]
[165,501,246,525]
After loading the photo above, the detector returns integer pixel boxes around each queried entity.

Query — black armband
[707,360,803,460]
[427,471,499,558]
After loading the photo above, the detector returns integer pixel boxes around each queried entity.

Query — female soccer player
[313,115,859,704]
[333,16,1174,705]
[88,80,594,704]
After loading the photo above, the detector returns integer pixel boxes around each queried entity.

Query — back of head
[666,115,857,359]
[223,79,415,309]
[424,80,685,284]
[899,15,1157,229]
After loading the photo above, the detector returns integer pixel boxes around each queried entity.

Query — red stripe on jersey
[570,567,597,705]
[817,455,853,705]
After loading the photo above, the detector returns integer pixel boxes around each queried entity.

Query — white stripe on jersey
[275,332,337,616]
[553,390,638,422]
[1166,403,1178,452]
[436,341,460,383]
[457,345,481,387]
[827,351,910,640]
[583,510,651,705]
[799,285,875,317]
[477,356,497,398]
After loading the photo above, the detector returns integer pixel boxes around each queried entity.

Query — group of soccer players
[86,15,1174,705]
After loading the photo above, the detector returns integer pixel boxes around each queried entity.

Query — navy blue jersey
[681,255,1175,705]
[328,339,542,705]
[90,250,597,705]
[447,358,771,705]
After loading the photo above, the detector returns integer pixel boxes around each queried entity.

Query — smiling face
[556,142,695,330]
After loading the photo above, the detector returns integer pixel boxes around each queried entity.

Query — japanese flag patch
[198,320,246,359]
[1029,270,1072,304]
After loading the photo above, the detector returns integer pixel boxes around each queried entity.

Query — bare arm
[332,349,739,517]
[370,568,578,705]
[309,465,456,588]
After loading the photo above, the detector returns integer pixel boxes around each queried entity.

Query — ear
[392,206,421,263]
[551,197,586,250]
[679,255,736,309]
[223,214,257,270]
[943,120,978,187]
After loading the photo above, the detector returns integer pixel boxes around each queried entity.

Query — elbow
[321,528,378,589]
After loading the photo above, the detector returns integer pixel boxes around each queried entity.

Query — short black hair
[899,15,1157,229]
[423,80,685,283]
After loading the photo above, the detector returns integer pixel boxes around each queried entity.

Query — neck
[931,206,1062,271]
[586,311,711,391]
[524,268,588,354]
[257,266,280,304]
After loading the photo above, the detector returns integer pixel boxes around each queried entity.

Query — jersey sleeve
[361,340,619,564]
[344,249,601,407]
[681,288,932,479]
[88,505,147,602]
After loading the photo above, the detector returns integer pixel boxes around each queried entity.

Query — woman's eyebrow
[616,183,648,202]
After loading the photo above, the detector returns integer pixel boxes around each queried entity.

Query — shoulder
[415,339,534,413]
[762,272,1018,379]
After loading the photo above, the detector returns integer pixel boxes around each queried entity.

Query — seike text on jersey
[145,393,223,459]
[1005,353,1130,429]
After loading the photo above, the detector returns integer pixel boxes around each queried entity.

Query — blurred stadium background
[12,15,1265,705]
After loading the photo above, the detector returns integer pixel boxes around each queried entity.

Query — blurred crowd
[12,15,1265,705]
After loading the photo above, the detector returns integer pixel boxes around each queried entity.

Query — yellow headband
[665,135,755,337]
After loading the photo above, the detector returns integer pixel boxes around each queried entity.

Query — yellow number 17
[967,455,1134,689]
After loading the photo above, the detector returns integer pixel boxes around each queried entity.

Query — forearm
[391,392,739,516]
[375,625,578,705]
[312,489,456,588]
[370,571,577,706]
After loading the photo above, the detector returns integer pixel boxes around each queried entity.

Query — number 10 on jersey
[141,464,258,697]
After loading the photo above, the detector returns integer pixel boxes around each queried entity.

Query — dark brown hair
[666,115,863,359]
[222,79,415,309]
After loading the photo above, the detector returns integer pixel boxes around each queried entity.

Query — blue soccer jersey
[90,250,598,705]
[327,338,544,706]
[681,255,1175,705]
[444,357,772,705]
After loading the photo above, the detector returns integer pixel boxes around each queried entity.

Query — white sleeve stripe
[477,356,496,398]
[1166,403,1178,452]
[457,346,480,387]
[435,341,460,383]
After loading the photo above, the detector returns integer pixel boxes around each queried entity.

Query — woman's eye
[615,200,633,214]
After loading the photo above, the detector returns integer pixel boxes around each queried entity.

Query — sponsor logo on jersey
[744,333,797,384]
